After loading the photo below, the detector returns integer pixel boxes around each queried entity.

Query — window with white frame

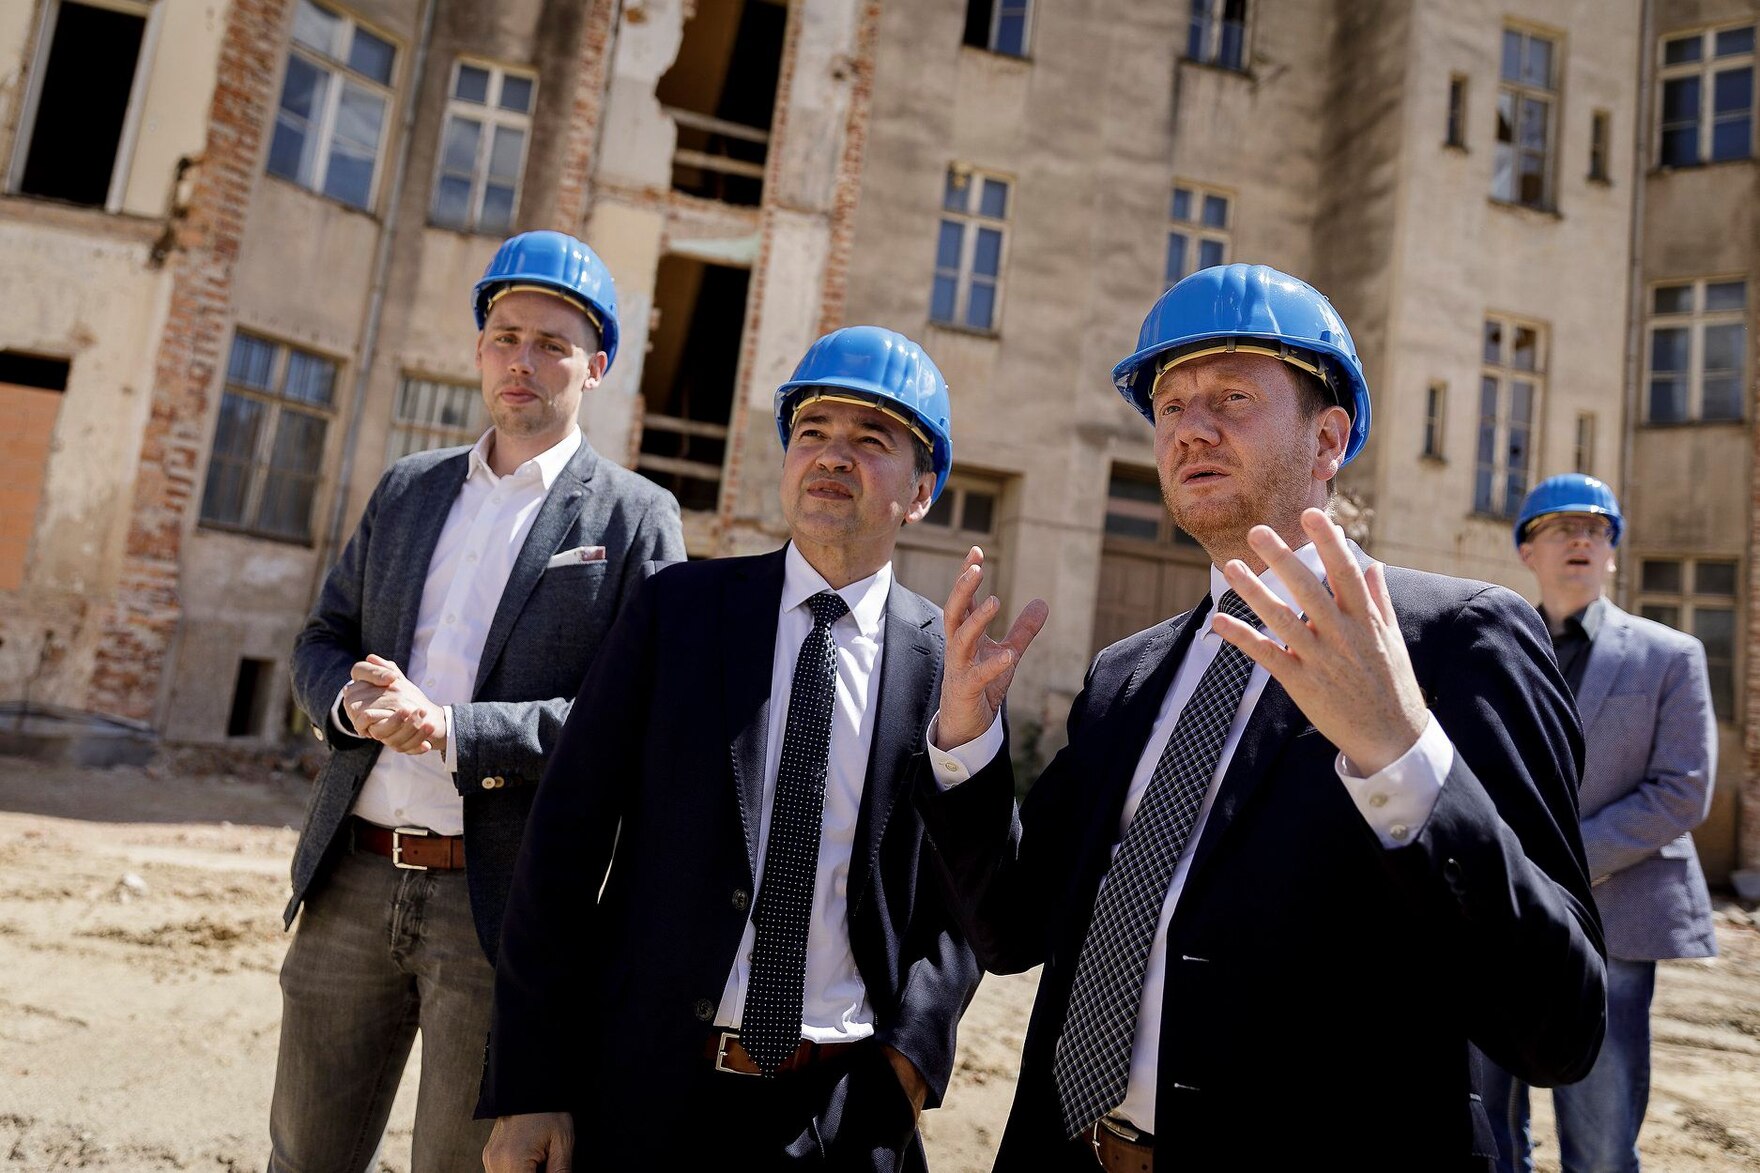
[200,333,338,542]
[266,0,397,211]
[1186,0,1247,71]
[1493,27,1559,209]
[1638,557,1739,719]
[931,166,1010,333]
[1658,25,1755,167]
[431,61,534,234]
[387,375,484,463]
[962,0,1032,57]
[9,0,153,209]
[1165,183,1230,288]
[1646,279,1747,423]
[1474,316,1544,518]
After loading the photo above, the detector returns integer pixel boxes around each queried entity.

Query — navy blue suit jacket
[917,566,1606,1171]
[480,549,980,1162]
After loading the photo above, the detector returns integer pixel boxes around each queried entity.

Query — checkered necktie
[1053,589,1261,1137]
[740,589,850,1075]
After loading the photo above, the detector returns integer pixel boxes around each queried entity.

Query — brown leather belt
[1087,1116,1153,1173]
[350,818,466,871]
[704,1029,862,1077]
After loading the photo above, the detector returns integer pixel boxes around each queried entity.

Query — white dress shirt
[929,540,1455,1132]
[715,542,891,1043]
[345,427,582,835]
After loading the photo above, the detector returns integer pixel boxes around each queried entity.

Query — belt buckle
[714,1030,761,1077]
[391,825,430,870]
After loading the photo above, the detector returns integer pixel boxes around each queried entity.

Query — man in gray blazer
[1483,473,1717,1173]
[270,231,683,1173]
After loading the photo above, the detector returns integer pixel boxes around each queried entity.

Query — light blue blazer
[1574,600,1717,960]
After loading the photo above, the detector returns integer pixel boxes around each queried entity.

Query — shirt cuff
[1334,713,1453,850]
[330,685,352,736]
[925,710,1004,790]
[439,705,458,774]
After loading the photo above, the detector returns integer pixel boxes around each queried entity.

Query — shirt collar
[467,426,583,490]
[782,542,891,639]
[1203,540,1333,644]
[1541,594,1608,640]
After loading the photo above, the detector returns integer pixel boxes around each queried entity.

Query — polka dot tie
[1052,589,1261,1137]
[740,589,850,1075]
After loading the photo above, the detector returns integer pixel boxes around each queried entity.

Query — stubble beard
[1162,436,1319,566]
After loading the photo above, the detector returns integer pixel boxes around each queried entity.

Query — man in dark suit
[916,264,1607,1171]
[272,231,683,1173]
[479,326,980,1172]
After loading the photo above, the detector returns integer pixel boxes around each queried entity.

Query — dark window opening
[656,0,786,206]
[0,352,71,392]
[228,657,275,738]
[1589,110,1612,180]
[1446,76,1468,148]
[963,0,1030,56]
[637,257,750,513]
[17,3,146,206]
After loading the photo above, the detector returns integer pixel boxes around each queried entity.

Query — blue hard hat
[1514,474,1623,547]
[472,230,621,370]
[1112,263,1373,466]
[774,326,954,503]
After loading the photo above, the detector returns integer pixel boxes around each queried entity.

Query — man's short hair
[1288,363,1341,422]
[911,436,934,482]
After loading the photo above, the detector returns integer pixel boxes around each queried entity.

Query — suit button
[731,888,749,912]
[314,727,325,742]
[1443,858,1463,883]
[694,998,715,1022]
[481,777,496,790]
[494,776,506,788]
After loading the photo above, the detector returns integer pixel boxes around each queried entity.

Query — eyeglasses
[1529,517,1614,542]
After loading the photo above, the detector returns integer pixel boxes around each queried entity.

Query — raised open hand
[934,547,1049,751]
[1211,509,1427,775]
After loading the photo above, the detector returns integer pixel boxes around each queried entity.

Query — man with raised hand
[918,264,1606,1171]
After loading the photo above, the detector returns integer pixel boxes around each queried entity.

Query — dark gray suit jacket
[286,437,684,960]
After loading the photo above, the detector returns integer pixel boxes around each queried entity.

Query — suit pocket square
[546,545,607,569]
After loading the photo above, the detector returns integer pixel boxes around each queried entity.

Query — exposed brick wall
[715,0,880,548]
[85,0,289,723]
[815,1,880,336]
[555,0,621,232]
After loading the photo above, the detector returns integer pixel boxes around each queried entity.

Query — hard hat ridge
[774,326,955,503]
[1514,473,1624,547]
[473,230,622,370]
[1112,263,1373,466]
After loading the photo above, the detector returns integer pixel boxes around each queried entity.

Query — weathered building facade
[0,0,1752,877]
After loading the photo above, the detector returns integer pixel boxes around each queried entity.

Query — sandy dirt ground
[2,754,1757,1172]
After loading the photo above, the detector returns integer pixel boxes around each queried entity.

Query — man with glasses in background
[1483,473,1718,1173]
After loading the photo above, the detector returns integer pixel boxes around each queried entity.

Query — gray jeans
[269,844,494,1173]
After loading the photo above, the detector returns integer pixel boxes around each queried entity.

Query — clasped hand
[343,653,446,755]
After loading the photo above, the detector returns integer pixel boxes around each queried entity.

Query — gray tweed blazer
[285,437,683,960]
